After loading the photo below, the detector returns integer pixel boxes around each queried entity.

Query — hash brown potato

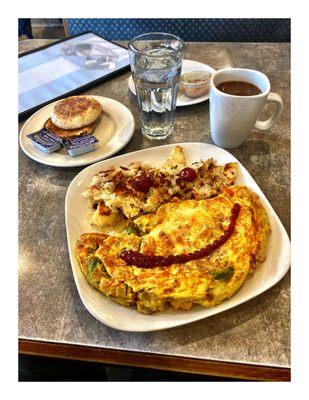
[76,185,271,314]
[51,96,102,130]
[83,146,238,230]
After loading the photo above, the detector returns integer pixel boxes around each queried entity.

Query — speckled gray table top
[18,39,290,369]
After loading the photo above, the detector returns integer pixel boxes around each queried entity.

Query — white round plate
[128,59,215,107]
[19,96,135,167]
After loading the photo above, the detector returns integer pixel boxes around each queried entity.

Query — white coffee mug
[210,68,283,149]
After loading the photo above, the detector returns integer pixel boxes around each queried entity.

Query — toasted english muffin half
[44,118,97,139]
[51,96,102,130]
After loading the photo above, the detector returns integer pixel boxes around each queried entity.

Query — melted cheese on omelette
[76,185,270,314]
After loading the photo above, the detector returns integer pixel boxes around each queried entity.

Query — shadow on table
[19,354,243,381]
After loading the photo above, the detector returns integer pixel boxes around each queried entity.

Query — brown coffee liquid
[216,80,262,96]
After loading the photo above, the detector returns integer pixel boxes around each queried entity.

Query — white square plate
[65,142,290,332]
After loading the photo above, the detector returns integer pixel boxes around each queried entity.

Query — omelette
[75,185,271,314]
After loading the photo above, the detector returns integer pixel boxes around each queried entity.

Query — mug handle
[254,92,283,131]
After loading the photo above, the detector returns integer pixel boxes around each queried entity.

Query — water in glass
[131,46,182,139]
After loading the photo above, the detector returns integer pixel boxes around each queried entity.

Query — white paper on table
[18,32,130,114]
[18,56,80,95]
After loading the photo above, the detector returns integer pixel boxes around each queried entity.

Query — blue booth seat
[65,18,290,43]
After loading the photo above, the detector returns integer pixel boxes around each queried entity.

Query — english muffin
[44,118,96,139]
[51,96,102,130]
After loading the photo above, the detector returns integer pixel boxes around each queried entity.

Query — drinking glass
[128,32,184,140]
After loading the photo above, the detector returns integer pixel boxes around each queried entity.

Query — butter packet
[27,128,62,153]
[63,135,98,157]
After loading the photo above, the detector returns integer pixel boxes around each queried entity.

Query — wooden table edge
[19,338,290,381]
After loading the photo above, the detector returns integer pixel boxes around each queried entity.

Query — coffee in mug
[210,68,283,149]
[216,80,262,96]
